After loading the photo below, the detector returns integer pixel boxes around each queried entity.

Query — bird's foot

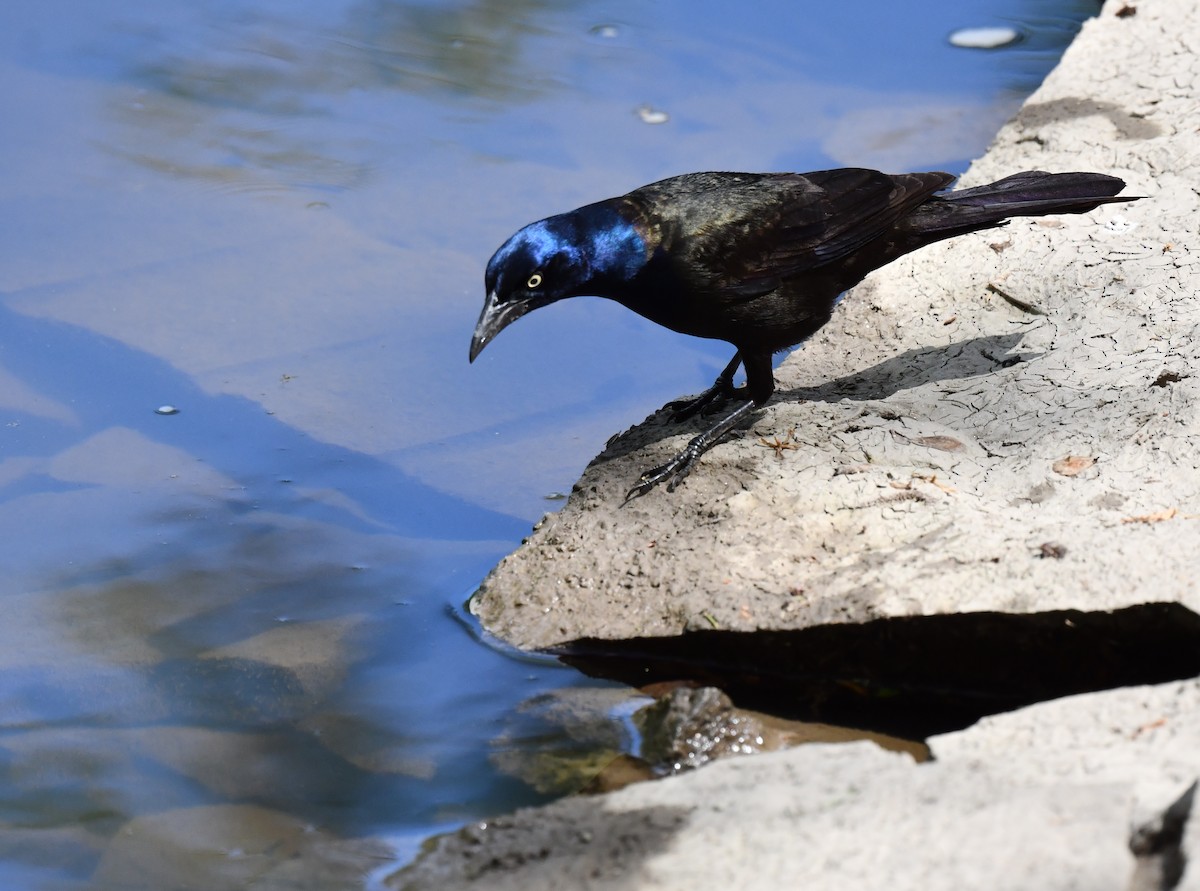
[664,353,744,422]
[624,400,758,502]
[624,443,703,502]
[664,385,739,422]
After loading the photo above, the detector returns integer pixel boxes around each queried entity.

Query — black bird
[470,168,1133,498]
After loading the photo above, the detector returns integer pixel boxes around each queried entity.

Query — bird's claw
[664,353,744,422]
[624,448,700,502]
[664,387,731,422]
[623,399,758,502]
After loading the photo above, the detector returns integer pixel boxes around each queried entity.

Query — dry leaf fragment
[1052,455,1095,477]
[890,430,964,451]
[986,282,1045,315]
[1131,718,1167,740]
[913,473,957,494]
[758,435,798,458]
[914,435,964,452]
[1122,507,1178,525]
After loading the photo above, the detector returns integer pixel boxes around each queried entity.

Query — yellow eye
[526,273,543,289]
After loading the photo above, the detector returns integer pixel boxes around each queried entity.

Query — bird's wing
[696,169,955,297]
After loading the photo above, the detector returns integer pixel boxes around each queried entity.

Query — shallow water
[0,0,1097,885]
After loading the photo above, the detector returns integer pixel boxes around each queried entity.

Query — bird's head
[470,216,591,363]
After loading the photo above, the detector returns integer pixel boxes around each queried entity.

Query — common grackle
[471,168,1134,498]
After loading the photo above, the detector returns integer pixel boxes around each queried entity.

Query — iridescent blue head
[470,202,646,362]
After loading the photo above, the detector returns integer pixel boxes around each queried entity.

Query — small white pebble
[948,26,1021,49]
[636,105,670,125]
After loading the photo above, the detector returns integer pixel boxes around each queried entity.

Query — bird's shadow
[782,330,1029,405]
[596,331,1030,461]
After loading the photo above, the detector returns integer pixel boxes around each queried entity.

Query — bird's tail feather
[908,171,1134,238]
[946,171,1127,205]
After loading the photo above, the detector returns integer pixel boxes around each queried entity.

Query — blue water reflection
[0,0,1097,885]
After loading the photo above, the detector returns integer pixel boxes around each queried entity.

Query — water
[0,0,1098,886]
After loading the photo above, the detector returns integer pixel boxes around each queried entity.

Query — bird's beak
[470,290,531,363]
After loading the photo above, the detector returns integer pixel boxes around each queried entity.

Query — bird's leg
[664,353,745,421]
[626,351,774,501]
[624,400,758,501]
